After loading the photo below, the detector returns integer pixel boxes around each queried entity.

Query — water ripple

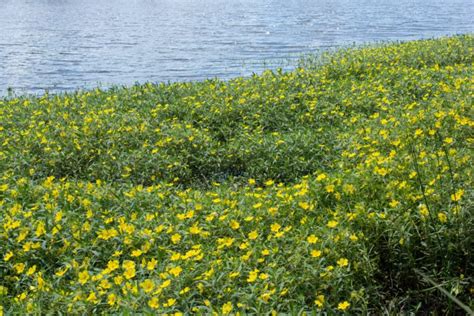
[0,0,472,96]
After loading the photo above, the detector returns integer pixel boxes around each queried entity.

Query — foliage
[0,35,472,314]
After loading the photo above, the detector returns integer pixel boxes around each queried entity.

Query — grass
[0,35,472,314]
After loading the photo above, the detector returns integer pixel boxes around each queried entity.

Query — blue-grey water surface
[0,0,472,96]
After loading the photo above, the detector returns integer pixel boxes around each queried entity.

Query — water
[0,0,472,96]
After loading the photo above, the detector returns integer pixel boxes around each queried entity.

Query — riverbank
[0,35,472,314]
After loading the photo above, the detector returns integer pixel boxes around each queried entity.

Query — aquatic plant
[0,35,472,314]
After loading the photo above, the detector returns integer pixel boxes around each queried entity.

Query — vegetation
[0,35,472,314]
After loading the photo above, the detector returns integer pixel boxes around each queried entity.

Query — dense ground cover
[0,35,472,314]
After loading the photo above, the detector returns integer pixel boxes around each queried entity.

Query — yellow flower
[78,270,90,285]
[131,249,142,257]
[261,291,273,302]
[189,225,201,234]
[12,262,25,275]
[160,279,171,289]
[122,260,135,270]
[107,260,120,272]
[169,266,183,277]
[35,222,46,237]
[337,258,349,267]
[247,269,259,283]
[298,201,310,210]
[147,258,158,271]
[343,184,355,194]
[230,220,240,230]
[265,179,274,186]
[86,291,98,303]
[229,271,240,278]
[316,173,327,181]
[438,212,447,223]
[107,293,117,306]
[122,261,136,279]
[248,230,258,240]
[99,279,111,289]
[180,287,191,295]
[451,189,464,202]
[259,273,269,280]
[311,250,322,258]
[349,234,359,242]
[253,203,262,209]
[268,207,278,215]
[97,228,118,240]
[239,242,249,250]
[389,199,400,208]
[418,204,429,217]
[164,298,176,307]
[374,166,388,176]
[443,137,454,144]
[26,265,37,276]
[270,223,281,232]
[123,268,136,280]
[327,220,338,228]
[140,279,155,293]
[325,185,335,193]
[54,211,63,223]
[36,273,46,290]
[171,233,182,244]
[314,294,325,307]
[16,231,28,243]
[171,252,181,261]
[4,251,13,262]
[55,266,69,277]
[337,301,350,311]
[222,301,233,314]
[17,292,27,301]
[307,234,318,244]
[148,297,160,309]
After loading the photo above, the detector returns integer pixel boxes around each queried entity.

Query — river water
[0,0,472,95]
